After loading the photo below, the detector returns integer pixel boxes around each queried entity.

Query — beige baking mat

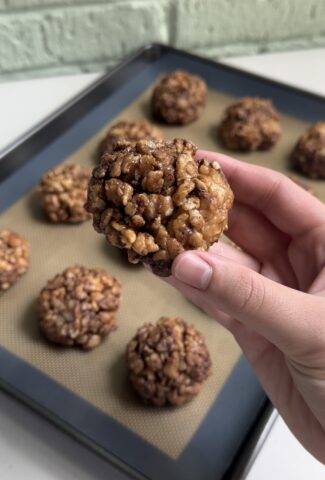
[0,86,324,460]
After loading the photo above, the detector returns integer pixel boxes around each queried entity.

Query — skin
[164,151,325,464]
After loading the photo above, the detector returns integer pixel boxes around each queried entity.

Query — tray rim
[4,42,322,479]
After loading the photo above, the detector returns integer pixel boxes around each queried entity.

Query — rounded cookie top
[291,122,325,179]
[126,316,212,407]
[0,229,30,291]
[100,120,163,156]
[37,265,121,350]
[85,138,233,276]
[151,70,207,125]
[218,97,281,151]
[39,164,91,223]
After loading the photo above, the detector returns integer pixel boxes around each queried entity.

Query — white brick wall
[0,0,324,80]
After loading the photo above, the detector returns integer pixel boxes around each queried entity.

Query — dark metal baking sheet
[0,44,324,480]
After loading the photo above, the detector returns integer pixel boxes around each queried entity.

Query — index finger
[197,150,325,237]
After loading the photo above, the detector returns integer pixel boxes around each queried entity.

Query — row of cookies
[99,70,324,179]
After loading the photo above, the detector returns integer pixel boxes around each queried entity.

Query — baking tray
[0,44,324,480]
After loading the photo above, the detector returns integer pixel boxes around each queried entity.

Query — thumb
[172,251,324,355]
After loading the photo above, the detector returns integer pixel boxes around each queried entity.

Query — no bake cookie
[0,230,29,291]
[291,122,325,179]
[151,70,207,125]
[218,97,281,151]
[100,120,163,156]
[37,265,121,350]
[86,138,233,276]
[126,316,212,407]
[39,164,91,223]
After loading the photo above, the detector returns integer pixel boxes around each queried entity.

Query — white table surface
[0,48,325,480]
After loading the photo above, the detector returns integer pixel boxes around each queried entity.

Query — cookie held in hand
[86,138,233,276]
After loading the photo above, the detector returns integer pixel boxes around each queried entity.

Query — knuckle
[261,173,285,210]
[236,272,266,315]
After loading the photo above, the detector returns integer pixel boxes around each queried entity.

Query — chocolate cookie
[151,70,207,125]
[100,120,163,156]
[39,164,91,223]
[218,97,281,151]
[126,317,212,407]
[0,230,29,291]
[85,138,233,276]
[291,122,325,179]
[37,265,121,350]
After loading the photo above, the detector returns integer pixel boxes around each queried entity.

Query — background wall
[0,0,325,81]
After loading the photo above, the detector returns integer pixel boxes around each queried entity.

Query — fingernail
[174,253,212,290]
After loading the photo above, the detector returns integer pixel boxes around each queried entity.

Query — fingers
[166,241,260,330]
[209,241,260,271]
[197,150,325,237]
[171,251,325,357]
[227,202,290,261]
[226,203,298,287]
[165,275,233,330]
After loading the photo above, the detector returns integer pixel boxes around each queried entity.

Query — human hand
[166,151,325,463]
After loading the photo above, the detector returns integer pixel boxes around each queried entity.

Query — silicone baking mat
[0,45,324,480]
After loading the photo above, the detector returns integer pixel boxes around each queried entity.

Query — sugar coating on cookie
[37,265,121,350]
[86,138,233,277]
[218,97,281,151]
[151,70,207,125]
[39,164,91,223]
[291,122,325,179]
[126,317,212,407]
[0,230,30,291]
[100,120,163,156]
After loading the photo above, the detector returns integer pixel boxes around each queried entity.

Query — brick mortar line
[0,57,118,75]
[1,35,325,78]
[190,34,325,51]
[0,0,165,17]
[0,64,109,82]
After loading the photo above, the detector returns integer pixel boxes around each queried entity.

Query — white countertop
[0,48,325,479]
